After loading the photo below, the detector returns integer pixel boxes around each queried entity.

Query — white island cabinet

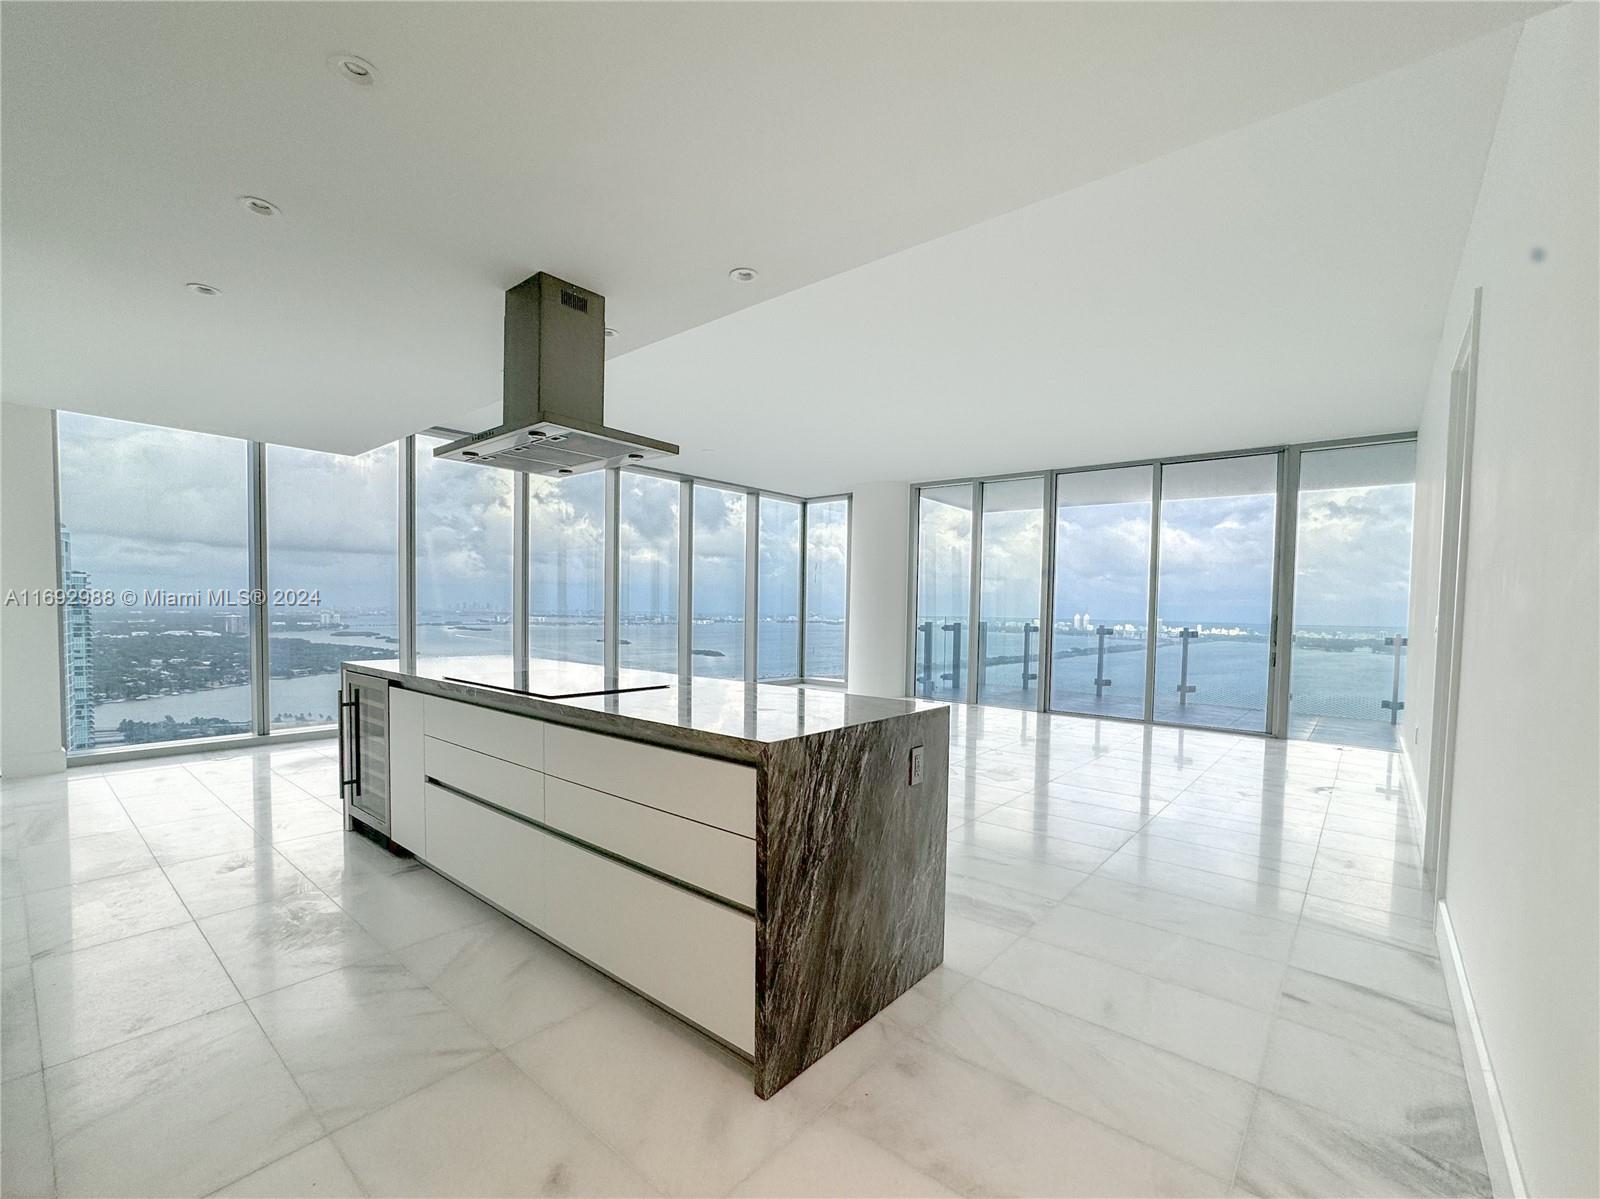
[339,659,949,1098]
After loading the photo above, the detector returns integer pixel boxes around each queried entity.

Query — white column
[1,403,67,776]
[845,481,912,698]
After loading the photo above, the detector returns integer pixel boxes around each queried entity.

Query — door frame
[1425,289,1482,892]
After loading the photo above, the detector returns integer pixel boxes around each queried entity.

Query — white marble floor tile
[1305,866,1435,921]
[923,980,1256,1180]
[24,867,191,957]
[249,960,492,1129]
[944,871,1059,934]
[16,829,156,894]
[948,820,1116,872]
[214,1137,366,1198]
[1113,829,1314,889]
[1062,875,1299,961]
[979,937,1273,1082]
[1289,923,1449,1009]
[45,1004,321,1199]
[163,844,321,919]
[1311,844,1430,888]
[1298,894,1438,955]
[138,809,262,866]
[1234,1091,1491,1198]
[1098,853,1307,922]
[1028,902,1287,1011]
[6,799,134,849]
[940,911,1020,976]
[945,842,1090,901]
[828,1038,1227,1197]
[271,830,415,893]
[199,894,388,999]
[33,922,239,1067]
[105,766,217,802]
[1258,1019,1483,1163]
[115,786,234,830]
[0,774,115,810]
[1004,791,1157,831]
[332,1053,655,1198]
[728,1116,960,1198]
[1,1071,55,1198]
[507,990,879,1196]
[1276,967,1461,1073]
[325,865,498,951]
[2,965,42,1080]
[0,894,30,969]
[974,803,1137,850]
[397,915,619,1048]
[244,796,348,844]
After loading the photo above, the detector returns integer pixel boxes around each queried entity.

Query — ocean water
[87,618,844,742]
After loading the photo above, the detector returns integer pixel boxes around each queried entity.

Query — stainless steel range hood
[435,272,679,476]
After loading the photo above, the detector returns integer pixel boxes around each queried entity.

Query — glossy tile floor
[0,709,1486,1198]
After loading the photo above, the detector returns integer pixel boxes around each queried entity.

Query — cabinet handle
[339,696,360,795]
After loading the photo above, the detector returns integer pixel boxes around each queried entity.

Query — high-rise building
[59,528,95,751]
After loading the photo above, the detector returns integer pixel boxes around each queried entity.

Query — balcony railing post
[1094,624,1112,699]
[942,621,962,693]
[975,621,988,694]
[1380,633,1408,724]
[918,620,933,694]
[1177,627,1198,705]
[1022,622,1037,692]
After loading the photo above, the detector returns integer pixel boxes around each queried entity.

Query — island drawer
[423,783,545,930]
[423,736,544,823]
[540,831,755,1054]
[543,777,755,909]
[424,695,545,771]
[543,725,756,837]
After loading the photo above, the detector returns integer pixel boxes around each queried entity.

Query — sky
[56,413,845,624]
[920,469,1415,632]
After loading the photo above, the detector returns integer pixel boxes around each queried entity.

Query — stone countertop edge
[339,661,947,766]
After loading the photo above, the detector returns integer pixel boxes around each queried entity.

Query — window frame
[56,418,852,763]
[906,432,1417,737]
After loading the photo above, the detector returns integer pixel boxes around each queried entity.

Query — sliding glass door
[1051,465,1154,719]
[1151,454,1279,730]
[1288,441,1416,747]
[914,485,974,701]
[976,478,1045,708]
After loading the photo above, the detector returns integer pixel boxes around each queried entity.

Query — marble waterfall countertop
[342,655,944,763]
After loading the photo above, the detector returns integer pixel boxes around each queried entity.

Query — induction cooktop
[442,675,669,700]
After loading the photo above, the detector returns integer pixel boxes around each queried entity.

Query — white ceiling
[1,2,1539,485]
[602,23,1525,495]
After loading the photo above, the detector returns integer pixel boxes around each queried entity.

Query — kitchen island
[338,657,948,1098]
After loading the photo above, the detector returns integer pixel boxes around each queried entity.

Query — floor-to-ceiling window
[1150,454,1279,730]
[757,496,801,679]
[55,412,252,751]
[1051,465,1153,720]
[914,484,974,701]
[691,484,746,678]
[1289,441,1417,748]
[803,497,849,680]
[913,438,1412,741]
[976,477,1045,708]
[414,434,514,669]
[528,472,605,667]
[265,443,400,728]
[618,471,679,673]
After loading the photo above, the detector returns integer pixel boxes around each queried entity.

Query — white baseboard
[1436,901,1526,1198]
[0,745,67,779]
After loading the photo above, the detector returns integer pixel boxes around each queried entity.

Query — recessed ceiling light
[728,267,759,283]
[329,53,377,85]
[238,195,280,218]
[603,326,618,339]
[185,282,221,296]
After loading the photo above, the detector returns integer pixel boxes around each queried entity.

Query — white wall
[845,482,912,698]
[0,402,67,777]
[1402,7,1598,1195]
